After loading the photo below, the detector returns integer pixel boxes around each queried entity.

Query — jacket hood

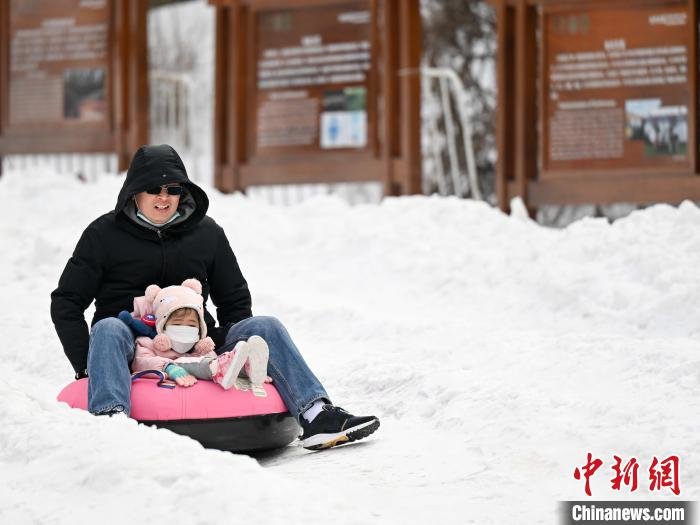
[115,144,209,224]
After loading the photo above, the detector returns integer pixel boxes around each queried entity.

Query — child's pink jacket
[132,336,217,372]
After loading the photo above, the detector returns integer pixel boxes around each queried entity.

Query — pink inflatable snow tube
[57,374,299,452]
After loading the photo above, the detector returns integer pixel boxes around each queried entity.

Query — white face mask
[164,325,199,354]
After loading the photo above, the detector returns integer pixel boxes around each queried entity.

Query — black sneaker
[300,404,380,450]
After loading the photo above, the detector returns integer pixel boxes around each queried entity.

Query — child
[126,279,269,394]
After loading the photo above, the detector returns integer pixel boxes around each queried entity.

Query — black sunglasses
[145,185,183,196]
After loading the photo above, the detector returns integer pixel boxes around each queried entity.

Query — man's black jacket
[50,144,252,373]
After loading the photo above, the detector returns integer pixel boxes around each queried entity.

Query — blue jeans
[222,316,329,421]
[87,317,135,415]
[87,316,329,421]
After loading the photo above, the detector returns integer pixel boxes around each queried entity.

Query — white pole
[439,76,463,196]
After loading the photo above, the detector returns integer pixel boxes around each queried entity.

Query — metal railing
[420,67,482,200]
[149,70,193,151]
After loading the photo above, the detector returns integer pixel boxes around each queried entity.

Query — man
[51,144,379,450]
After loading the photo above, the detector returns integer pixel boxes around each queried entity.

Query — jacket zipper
[157,229,167,283]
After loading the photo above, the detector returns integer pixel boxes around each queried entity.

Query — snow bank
[0,168,697,524]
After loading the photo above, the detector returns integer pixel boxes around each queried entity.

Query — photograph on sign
[320,86,367,148]
[254,1,371,154]
[625,98,687,158]
[543,4,691,174]
[63,68,106,121]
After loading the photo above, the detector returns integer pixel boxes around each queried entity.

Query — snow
[1,168,698,524]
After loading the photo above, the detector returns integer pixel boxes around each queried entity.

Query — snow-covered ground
[0,168,698,524]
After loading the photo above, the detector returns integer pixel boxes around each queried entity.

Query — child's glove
[164,363,197,387]
[118,311,157,338]
[194,337,216,354]
[164,363,188,379]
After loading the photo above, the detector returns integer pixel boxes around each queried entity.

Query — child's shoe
[243,335,269,387]
[250,384,267,398]
[234,377,251,391]
[212,341,250,390]
[242,336,269,397]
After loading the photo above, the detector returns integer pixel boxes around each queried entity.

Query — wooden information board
[0,0,148,169]
[9,0,109,126]
[254,3,372,154]
[543,3,693,175]
[211,0,421,196]
[492,0,700,210]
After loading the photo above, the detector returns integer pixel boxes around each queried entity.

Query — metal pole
[452,79,483,201]
[443,68,482,200]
